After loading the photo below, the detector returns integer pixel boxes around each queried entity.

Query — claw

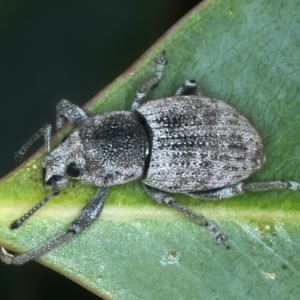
[14,152,24,163]
[215,234,230,249]
[206,221,230,249]
[1,247,14,265]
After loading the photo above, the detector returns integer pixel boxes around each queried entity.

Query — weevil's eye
[66,162,80,178]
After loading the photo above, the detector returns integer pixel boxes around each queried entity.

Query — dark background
[0,1,200,299]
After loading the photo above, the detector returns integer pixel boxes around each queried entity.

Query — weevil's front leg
[175,80,204,97]
[131,53,167,111]
[1,188,108,265]
[56,99,88,129]
[143,185,229,248]
[14,124,52,162]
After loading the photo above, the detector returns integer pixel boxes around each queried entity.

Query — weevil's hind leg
[186,183,245,201]
[131,53,167,111]
[143,184,229,248]
[175,80,204,97]
[187,181,300,201]
[1,188,108,265]
[243,180,300,192]
[14,124,52,162]
[56,99,88,129]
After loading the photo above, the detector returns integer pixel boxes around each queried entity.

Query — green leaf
[1,0,300,299]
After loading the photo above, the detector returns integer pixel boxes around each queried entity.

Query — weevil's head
[42,131,85,191]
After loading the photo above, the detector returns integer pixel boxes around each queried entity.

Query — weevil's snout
[44,174,69,191]
[42,131,85,190]
[42,156,69,191]
[42,152,69,191]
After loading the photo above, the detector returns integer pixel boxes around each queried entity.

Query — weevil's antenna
[14,124,52,162]
[11,178,60,229]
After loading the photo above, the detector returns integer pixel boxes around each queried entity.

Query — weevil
[2,53,300,265]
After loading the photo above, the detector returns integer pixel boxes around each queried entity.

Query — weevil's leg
[1,188,108,265]
[14,124,51,162]
[187,181,300,201]
[11,178,60,229]
[131,53,167,111]
[56,99,88,129]
[243,181,300,192]
[175,80,204,96]
[186,183,245,201]
[143,184,229,248]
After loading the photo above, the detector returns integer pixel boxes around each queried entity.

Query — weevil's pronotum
[2,53,300,265]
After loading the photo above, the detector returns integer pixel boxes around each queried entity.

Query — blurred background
[0,0,201,299]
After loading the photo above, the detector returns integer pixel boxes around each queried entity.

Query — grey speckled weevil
[2,53,300,265]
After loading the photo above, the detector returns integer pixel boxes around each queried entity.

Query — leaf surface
[1,0,300,299]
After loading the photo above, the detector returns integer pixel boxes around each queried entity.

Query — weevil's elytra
[137,96,264,192]
[2,53,300,265]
